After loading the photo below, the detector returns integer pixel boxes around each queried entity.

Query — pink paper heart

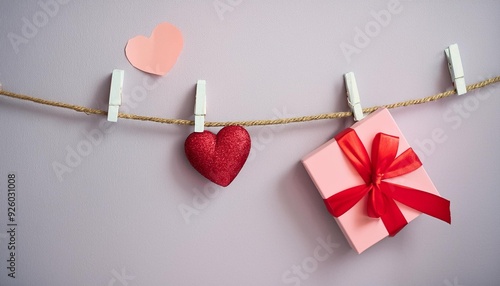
[125,22,183,76]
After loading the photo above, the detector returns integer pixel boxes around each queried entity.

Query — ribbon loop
[371,133,399,178]
[324,128,451,236]
[334,128,372,184]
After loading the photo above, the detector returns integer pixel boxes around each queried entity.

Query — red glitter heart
[184,125,251,187]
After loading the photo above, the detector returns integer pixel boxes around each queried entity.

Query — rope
[1,76,499,127]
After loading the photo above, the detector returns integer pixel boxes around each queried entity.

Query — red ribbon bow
[324,128,451,236]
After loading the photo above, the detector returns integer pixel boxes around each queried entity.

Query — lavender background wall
[1,1,499,285]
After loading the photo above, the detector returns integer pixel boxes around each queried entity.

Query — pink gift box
[302,108,442,254]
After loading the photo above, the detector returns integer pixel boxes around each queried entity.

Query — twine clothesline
[0,76,499,127]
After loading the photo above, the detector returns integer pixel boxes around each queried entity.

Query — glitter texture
[184,125,251,187]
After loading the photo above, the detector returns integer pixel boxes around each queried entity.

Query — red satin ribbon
[324,128,451,236]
